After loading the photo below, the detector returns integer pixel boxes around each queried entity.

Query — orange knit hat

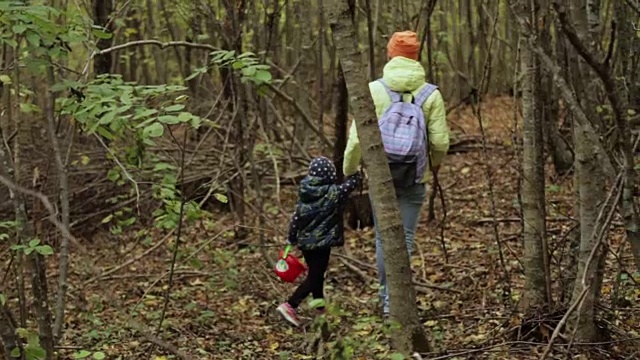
[387,31,420,60]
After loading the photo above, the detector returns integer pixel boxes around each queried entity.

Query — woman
[342,31,450,315]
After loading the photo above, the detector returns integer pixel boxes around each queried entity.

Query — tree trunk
[541,8,573,176]
[326,0,430,354]
[334,64,349,182]
[221,0,248,241]
[29,251,55,360]
[93,0,113,74]
[517,0,550,312]
[569,120,607,342]
[44,61,70,343]
[0,305,20,359]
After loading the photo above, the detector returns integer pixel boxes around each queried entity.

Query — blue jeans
[371,183,426,313]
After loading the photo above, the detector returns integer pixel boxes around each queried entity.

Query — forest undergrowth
[46,98,639,359]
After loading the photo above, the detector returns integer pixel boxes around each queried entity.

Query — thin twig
[156,126,189,335]
[266,83,333,147]
[94,134,141,215]
[470,1,511,297]
[127,226,233,320]
[83,230,175,286]
[539,174,623,359]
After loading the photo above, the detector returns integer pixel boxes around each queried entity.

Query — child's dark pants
[287,248,331,309]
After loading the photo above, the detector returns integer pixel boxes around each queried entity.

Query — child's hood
[299,157,337,203]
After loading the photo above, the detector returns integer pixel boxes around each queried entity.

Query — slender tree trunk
[327,0,430,354]
[221,0,248,241]
[44,61,70,342]
[0,59,23,358]
[318,0,325,141]
[145,0,166,83]
[29,250,55,360]
[517,0,550,312]
[569,119,608,341]
[364,0,376,80]
[540,2,573,176]
[0,305,20,359]
[334,64,349,182]
[93,0,113,74]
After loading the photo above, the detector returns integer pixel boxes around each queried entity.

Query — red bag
[274,245,306,283]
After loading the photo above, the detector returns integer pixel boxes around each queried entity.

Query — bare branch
[96,40,219,56]
[266,83,334,147]
[509,6,615,175]
[552,3,607,78]
[623,0,640,15]
[0,174,87,253]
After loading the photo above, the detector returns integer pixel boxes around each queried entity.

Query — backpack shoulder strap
[414,83,439,107]
[377,79,402,103]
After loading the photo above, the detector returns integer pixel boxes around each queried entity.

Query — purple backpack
[378,79,438,188]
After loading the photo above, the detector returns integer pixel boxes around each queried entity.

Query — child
[276,156,361,327]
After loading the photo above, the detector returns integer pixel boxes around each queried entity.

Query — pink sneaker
[276,303,301,327]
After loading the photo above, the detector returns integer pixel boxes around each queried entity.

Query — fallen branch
[473,216,624,227]
[128,320,192,360]
[473,216,574,225]
[83,230,175,286]
[333,253,461,293]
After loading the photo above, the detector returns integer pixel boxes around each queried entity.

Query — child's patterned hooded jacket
[287,157,361,250]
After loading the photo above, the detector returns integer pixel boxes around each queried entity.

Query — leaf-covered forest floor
[50,97,639,359]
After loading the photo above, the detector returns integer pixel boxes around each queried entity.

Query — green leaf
[10,347,20,358]
[157,115,181,125]
[133,108,158,120]
[36,245,54,256]
[238,51,256,58]
[0,293,6,306]
[254,70,272,83]
[24,344,46,359]
[26,31,40,47]
[2,38,18,48]
[12,24,28,34]
[232,60,244,70]
[241,66,256,77]
[546,184,561,193]
[29,239,41,247]
[308,298,326,309]
[620,273,629,281]
[0,74,12,85]
[73,350,91,359]
[185,67,206,81]
[91,28,112,40]
[107,169,120,182]
[154,162,176,171]
[20,103,41,114]
[214,193,228,203]
[93,352,106,360]
[101,214,113,224]
[143,123,164,137]
[96,126,115,140]
[118,217,136,227]
[164,104,185,112]
[389,352,405,360]
[24,247,34,256]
